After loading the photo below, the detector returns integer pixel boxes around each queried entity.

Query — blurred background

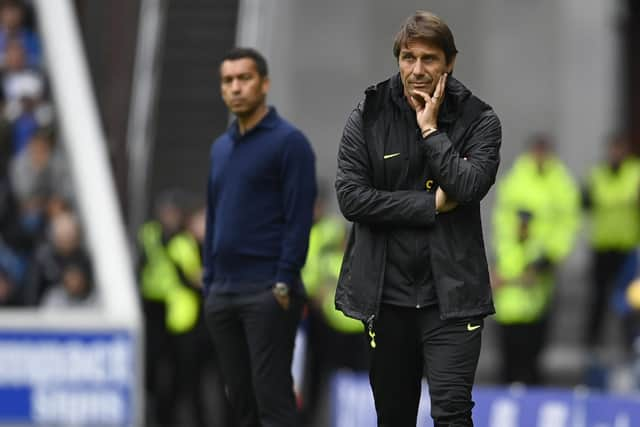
[0,0,640,425]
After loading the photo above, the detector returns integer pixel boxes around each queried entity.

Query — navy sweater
[203,108,316,296]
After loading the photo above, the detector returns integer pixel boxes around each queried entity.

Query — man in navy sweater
[203,47,316,427]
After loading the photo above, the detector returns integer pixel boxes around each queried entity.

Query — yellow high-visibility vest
[588,158,640,251]
[493,238,553,324]
[320,251,364,334]
[492,153,580,324]
[138,221,180,302]
[165,232,203,334]
[493,153,581,264]
[302,216,346,298]
[139,224,200,334]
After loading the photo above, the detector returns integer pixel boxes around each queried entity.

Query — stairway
[149,0,239,207]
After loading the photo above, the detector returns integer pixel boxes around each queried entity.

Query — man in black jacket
[335,11,501,427]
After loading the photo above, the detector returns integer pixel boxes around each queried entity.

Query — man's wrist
[274,282,289,297]
[421,127,438,139]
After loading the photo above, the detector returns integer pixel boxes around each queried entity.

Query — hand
[435,187,457,213]
[409,73,447,133]
[273,282,290,310]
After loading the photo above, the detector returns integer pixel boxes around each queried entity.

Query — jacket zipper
[368,236,387,349]
[367,315,376,348]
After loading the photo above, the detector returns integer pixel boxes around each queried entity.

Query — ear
[447,55,457,74]
[261,76,271,95]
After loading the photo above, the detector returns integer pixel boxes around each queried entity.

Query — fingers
[435,186,445,211]
[412,89,431,105]
[435,186,458,213]
[408,94,422,111]
[432,73,447,104]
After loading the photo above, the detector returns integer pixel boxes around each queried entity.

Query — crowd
[0,0,96,311]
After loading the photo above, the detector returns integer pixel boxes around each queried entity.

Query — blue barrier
[331,372,640,427]
[0,331,137,426]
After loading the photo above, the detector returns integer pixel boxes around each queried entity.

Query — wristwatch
[274,282,289,297]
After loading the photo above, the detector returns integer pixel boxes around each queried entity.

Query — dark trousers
[587,250,629,347]
[205,288,303,427]
[369,304,483,427]
[498,319,547,385]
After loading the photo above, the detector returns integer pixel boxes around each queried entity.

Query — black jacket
[334,74,501,325]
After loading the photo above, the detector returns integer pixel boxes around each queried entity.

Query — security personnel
[492,136,580,384]
[301,213,365,423]
[584,134,640,349]
[165,205,224,427]
[492,211,554,384]
[138,192,200,426]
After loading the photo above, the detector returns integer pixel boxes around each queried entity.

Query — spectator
[0,176,32,252]
[0,265,19,306]
[3,38,42,101]
[0,239,26,305]
[41,257,96,309]
[0,84,10,168]
[0,0,40,68]
[24,211,89,305]
[492,135,580,384]
[2,38,51,154]
[9,129,72,211]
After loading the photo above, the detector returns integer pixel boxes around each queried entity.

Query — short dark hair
[221,47,268,77]
[393,11,458,65]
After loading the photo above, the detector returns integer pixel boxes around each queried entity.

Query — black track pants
[368,304,483,427]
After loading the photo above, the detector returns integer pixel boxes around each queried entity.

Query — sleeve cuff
[276,269,298,286]
[416,192,437,225]
[417,129,444,154]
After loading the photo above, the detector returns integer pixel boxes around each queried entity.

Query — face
[5,40,25,71]
[0,273,12,302]
[158,204,182,233]
[63,266,88,297]
[29,137,51,170]
[0,5,22,32]
[398,39,454,101]
[220,58,269,117]
[608,140,629,165]
[51,213,80,254]
[531,142,551,167]
[187,208,206,242]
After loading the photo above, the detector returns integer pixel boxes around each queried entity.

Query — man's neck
[237,104,269,135]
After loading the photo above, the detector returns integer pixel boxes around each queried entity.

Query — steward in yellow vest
[301,215,367,422]
[303,216,363,334]
[492,137,580,384]
[141,203,225,426]
[583,134,640,349]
